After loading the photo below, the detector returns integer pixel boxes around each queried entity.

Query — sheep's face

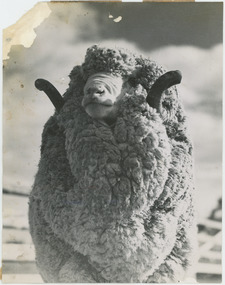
[82,73,126,124]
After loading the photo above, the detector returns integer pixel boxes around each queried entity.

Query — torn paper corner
[3,2,51,60]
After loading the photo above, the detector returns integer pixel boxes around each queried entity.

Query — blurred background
[2,2,223,283]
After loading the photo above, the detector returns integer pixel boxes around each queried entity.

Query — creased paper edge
[3,2,51,60]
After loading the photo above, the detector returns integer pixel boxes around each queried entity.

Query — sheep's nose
[92,91,100,98]
[89,88,104,98]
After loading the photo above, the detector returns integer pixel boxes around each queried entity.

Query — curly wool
[29,45,197,283]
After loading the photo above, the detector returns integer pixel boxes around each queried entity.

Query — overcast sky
[3,2,223,218]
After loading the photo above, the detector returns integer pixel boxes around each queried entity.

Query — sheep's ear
[35,79,65,112]
[146,70,182,121]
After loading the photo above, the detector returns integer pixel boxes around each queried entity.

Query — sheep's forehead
[82,46,137,79]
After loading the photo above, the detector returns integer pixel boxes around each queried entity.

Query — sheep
[29,45,197,283]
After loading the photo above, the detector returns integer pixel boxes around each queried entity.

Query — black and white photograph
[2,1,223,283]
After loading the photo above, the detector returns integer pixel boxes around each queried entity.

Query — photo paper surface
[2,1,223,283]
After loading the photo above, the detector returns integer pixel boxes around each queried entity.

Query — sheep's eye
[85,89,91,95]
[128,77,136,87]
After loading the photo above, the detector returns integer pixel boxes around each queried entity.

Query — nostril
[95,89,104,95]
[92,90,104,98]
[84,86,105,101]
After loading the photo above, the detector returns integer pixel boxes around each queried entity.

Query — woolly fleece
[29,45,197,283]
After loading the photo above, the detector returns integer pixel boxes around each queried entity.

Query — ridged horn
[35,79,65,112]
[146,70,182,121]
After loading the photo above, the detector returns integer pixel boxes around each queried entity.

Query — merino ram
[29,45,197,283]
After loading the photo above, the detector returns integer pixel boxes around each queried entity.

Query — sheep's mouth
[85,102,113,108]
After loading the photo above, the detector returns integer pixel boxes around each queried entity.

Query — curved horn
[35,79,65,112]
[146,70,182,121]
